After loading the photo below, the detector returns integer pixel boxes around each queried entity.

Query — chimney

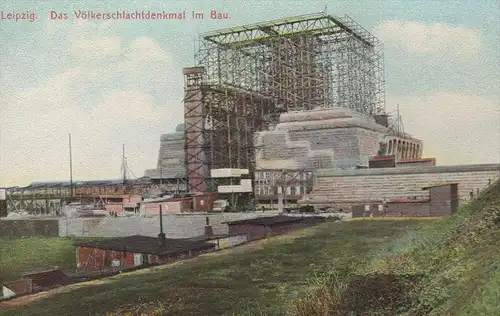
[204,216,213,237]
[157,204,166,246]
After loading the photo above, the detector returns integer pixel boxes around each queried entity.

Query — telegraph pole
[121,144,127,184]
[69,133,73,198]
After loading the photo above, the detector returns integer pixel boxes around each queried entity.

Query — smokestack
[157,204,166,246]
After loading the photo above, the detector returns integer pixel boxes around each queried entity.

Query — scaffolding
[5,181,159,214]
[184,12,385,193]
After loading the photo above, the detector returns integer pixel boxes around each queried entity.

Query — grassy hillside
[0,237,100,286]
[291,179,500,316]
[0,220,424,315]
[2,179,498,315]
[0,237,76,286]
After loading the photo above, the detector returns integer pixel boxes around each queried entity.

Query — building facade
[74,235,216,272]
[254,169,313,209]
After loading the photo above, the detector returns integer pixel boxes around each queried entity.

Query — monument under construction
[5,13,499,217]
[146,12,424,204]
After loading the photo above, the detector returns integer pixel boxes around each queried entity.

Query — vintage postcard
[0,0,499,315]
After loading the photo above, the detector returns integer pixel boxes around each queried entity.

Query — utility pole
[121,144,127,184]
[69,133,73,198]
[396,104,400,136]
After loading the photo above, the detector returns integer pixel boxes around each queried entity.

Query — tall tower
[183,67,207,193]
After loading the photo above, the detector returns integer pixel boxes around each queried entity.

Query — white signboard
[134,254,142,266]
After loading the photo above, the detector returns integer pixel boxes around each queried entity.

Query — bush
[289,271,347,316]
[326,216,342,222]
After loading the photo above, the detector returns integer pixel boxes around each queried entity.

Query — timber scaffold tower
[184,12,385,193]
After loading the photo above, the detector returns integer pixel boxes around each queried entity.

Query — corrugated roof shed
[74,235,215,255]
[3,279,32,295]
[22,269,71,288]
[223,215,326,226]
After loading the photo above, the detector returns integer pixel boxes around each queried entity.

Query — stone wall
[58,212,281,238]
[385,202,431,217]
[255,130,336,169]
[357,128,385,167]
[287,127,363,169]
[255,108,422,171]
[309,164,500,207]
[216,234,248,249]
[352,202,432,217]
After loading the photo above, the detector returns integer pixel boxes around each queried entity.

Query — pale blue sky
[1,0,499,186]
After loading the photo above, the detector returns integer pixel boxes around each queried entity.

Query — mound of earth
[338,274,423,315]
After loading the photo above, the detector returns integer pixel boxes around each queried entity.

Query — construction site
[2,12,499,224]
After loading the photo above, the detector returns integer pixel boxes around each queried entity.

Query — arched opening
[397,140,402,160]
[388,140,393,154]
[402,141,407,159]
[416,144,420,158]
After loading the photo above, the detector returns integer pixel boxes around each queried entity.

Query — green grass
[291,179,500,316]
[0,220,423,316]
[3,180,498,315]
[462,264,500,315]
[372,180,500,316]
[0,236,98,286]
